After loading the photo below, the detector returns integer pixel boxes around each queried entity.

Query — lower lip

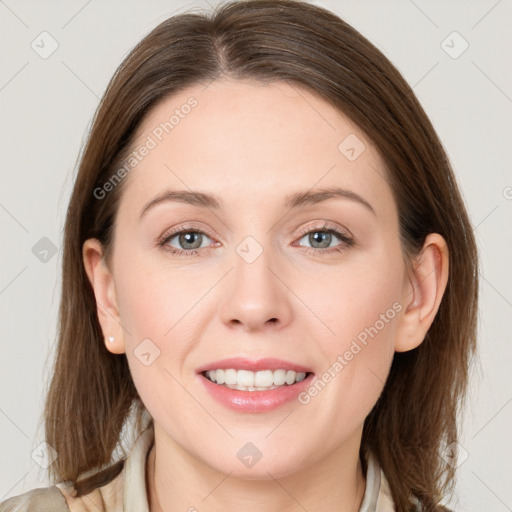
[198,372,315,413]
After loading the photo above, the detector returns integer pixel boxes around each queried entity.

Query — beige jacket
[0,425,400,511]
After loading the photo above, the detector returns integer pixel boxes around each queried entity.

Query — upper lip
[196,357,313,374]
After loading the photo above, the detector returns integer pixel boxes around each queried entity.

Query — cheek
[111,246,217,406]
[296,246,403,422]
[110,248,180,388]
[299,243,404,353]
[113,245,206,341]
[114,261,197,432]
[335,253,402,367]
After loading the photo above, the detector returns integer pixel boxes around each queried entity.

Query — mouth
[195,357,315,412]
[200,368,314,391]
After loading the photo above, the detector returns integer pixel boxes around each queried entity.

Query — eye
[158,227,216,257]
[295,223,354,254]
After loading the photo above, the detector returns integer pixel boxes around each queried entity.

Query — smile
[202,368,310,391]
[196,357,315,412]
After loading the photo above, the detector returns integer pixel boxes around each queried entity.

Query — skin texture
[83,79,449,512]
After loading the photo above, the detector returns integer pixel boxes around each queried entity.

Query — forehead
[119,79,395,223]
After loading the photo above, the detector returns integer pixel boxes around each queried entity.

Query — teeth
[204,369,308,388]
[238,369,255,387]
[215,369,225,384]
[274,370,287,386]
[254,370,273,387]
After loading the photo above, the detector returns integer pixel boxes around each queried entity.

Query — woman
[0,0,478,510]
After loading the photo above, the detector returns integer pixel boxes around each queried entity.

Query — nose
[218,241,293,333]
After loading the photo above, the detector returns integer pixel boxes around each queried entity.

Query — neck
[146,426,366,512]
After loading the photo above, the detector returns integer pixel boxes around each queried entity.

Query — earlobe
[395,233,449,352]
[82,238,126,355]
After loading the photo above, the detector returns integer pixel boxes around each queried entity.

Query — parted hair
[43,1,478,510]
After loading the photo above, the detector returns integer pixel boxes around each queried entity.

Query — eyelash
[157,222,354,258]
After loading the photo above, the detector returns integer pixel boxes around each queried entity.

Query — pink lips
[195,357,313,374]
[196,357,315,413]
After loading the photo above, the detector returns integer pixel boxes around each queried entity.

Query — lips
[195,357,316,413]
[195,357,313,374]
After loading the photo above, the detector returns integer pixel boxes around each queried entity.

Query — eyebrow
[139,186,376,218]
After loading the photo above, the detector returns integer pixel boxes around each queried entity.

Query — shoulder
[0,485,70,512]
[0,423,154,512]
[55,472,124,511]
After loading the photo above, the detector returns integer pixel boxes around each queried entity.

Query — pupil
[180,232,201,249]
[311,231,330,248]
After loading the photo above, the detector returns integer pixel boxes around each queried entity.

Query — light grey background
[1,0,511,510]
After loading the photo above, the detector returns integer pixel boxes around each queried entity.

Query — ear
[395,233,449,352]
[82,238,126,354]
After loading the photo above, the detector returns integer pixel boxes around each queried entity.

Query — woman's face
[99,78,412,477]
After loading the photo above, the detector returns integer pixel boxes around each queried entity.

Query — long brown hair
[43,1,478,509]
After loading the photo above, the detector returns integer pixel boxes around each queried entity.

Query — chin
[205,450,308,480]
